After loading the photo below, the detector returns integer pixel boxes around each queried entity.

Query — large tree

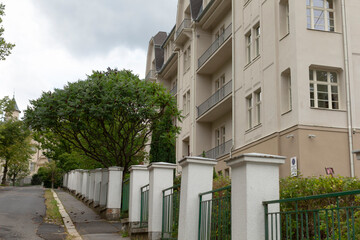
[25,68,181,171]
[0,4,15,60]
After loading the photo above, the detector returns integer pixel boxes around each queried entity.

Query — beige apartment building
[145,0,360,178]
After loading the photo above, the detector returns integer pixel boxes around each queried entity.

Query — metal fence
[197,80,232,118]
[121,178,130,216]
[162,184,181,240]
[203,139,232,160]
[263,189,360,240]
[199,186,231,240]
[198,23,232,69]
[175,19,191,39]
[140,184,150,228]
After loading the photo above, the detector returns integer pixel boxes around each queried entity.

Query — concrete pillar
[85,171,91,200]
[147,162,177,240]
[128,165,149,228]
[63,173,68,188]
[76,170,83,195]
[104,166,124,220]
[226,153,285,240]
[88,170,96,203]
[100,168,109,207]
[68,171,73,190]
[177,157,217,240]
[93,168,103,207]
[81,170,89,199]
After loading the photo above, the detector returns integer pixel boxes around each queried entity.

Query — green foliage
[25,68,181,171]
[278,175,360,239]
[0,4,15,61]
[31,173,42,185]
[37,161,63,188]
[149,107,177,163]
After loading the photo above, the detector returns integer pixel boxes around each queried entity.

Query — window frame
[306,0,335,32]
[254,89,262,126]
[309,69,339,110]
[246,94,253,129]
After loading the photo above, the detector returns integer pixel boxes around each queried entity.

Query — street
[0,186,45,240]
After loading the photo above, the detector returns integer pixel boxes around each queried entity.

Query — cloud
[31,0,177,57]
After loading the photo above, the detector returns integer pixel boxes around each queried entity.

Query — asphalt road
[0,186,45,240]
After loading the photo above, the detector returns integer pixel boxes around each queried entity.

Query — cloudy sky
[0,0,177,116]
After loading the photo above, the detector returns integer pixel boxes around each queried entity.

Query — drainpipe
[341,0,354,177]
[230,0,235,159]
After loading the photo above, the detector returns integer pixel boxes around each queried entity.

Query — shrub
[31,174,42,185]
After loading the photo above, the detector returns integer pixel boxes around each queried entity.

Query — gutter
[231,0,235,158]
[341,0,355,177]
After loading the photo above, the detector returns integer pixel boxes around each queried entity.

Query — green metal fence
[140,184,149,228]
[263,189,360,240]
[198,186,231,240]
[161,184,181,240]
[121,178,130,216]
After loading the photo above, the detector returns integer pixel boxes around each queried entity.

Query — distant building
[145,0,360,178]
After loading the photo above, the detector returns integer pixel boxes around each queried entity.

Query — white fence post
[88,170,96,203]
[105,166,124,220]
[177,157,217,240]
[62,173,68,188]
[100,168,109,208]
[226,153,285,240]
[76,170,82,195]
[93,168,103,207]
[147,162,177,240]
[128,165,149,229]
[81,170,89,199]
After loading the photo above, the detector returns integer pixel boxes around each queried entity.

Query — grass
[44,189,64,225]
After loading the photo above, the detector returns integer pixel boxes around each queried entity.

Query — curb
[51,189,83,240]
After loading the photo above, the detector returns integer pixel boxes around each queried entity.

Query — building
[145,0,360,178]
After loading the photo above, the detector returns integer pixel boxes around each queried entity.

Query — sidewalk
[55,189,130,240]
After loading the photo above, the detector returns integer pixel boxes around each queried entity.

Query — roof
[12,97,21,113]
[153,31,168,46]
[190,0,203,20]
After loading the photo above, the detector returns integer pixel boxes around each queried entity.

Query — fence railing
[198,23,232,69]
[170,83,177,96]
[199,186,231,240]
[203,139,232,160]
[175,19,191,39]
[162,184,181,240]
[121,178,130,216]
[197,80,232,118]
[140,184,150,228]
[145,70,156,80]
[263,189,360,240]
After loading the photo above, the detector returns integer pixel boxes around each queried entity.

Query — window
[246,31,252,64]
[281,69,292,113]
[255,89,262,125]
[246,94,253,129]
[306,0,335,32]
[183,45,191,71]
[245,23,260,64]
[183,90,191,116]
[215,126,226,147]
[280,0,290,37]
[215,74,225,91]
[255,25,260,57]
[309,69,339,109]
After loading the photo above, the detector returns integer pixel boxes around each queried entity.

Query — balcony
[145,70,156,81]
[175,19,191,46]
[204,139,232,159]
[170,83,177,96]
[197,80,232,120]
[198,24,232,74]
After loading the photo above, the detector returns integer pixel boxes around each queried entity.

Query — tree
[25,68,181,171]
[149,107,176,163]
[0,119,32,185]
[0,4,15,60]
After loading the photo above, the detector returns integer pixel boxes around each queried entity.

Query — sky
[0,0,177,117]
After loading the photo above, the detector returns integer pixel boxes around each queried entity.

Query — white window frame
[255,89,262,126]
[254,25,261,57]
[246,94,253,129]
[306,0,335,32]
[246,31,252,64]
[309,69,339,110]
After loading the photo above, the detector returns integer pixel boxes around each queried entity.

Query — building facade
[145,0,360,178]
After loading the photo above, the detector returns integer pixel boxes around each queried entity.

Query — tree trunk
[1,163,8,185]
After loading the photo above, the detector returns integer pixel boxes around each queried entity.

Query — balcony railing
[145,70,156,80]
[197,80,232,118]
[204,139,232,159]
[170,83,177,96]
[198,23,232,69]
[175,19,191,39]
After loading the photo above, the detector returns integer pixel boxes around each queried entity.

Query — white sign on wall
[290,157,297,177]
